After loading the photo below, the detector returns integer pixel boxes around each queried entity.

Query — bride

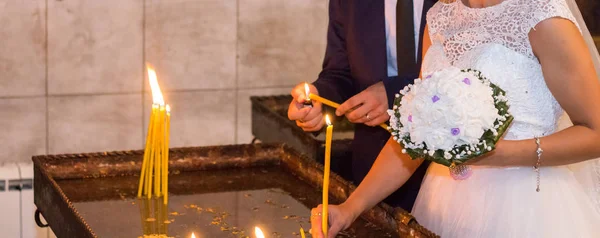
[310,0,600,237]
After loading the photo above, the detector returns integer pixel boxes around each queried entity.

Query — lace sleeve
[526,0,580,32]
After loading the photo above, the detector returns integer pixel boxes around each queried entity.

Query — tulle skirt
[412,163,600,238]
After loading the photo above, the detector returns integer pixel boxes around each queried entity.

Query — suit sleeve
[383,75,417,109]
[382,76,402,109]
[312,0,355,107]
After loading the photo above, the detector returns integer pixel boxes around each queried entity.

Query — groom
[288,0,436,211]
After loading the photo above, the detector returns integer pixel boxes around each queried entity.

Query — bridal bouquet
[387,67,513,179]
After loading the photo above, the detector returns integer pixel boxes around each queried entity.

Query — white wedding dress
[411,0,600,237]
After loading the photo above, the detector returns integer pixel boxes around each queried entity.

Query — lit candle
[254,227,265,238]
[190,232,196,238]
[322,115,332,236]
[146,65,165,198]
[163,105,170,204]
[141,64,166,198]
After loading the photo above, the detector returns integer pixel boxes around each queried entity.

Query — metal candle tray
[33,144,437,238]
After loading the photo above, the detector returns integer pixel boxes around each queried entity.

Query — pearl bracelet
[534,137,543,192]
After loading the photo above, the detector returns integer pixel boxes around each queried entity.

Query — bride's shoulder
[507,0,573,16]
[507,0,578,30]
[510,0,569,7]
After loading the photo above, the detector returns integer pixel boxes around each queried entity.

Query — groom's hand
[336,82,389,127]
[288,83,324,132]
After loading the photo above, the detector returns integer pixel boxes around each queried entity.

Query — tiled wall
[0,0,328,163]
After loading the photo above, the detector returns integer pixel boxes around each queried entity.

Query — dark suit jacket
[312,0,436,211]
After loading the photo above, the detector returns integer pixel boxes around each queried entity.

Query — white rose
[412,94,429,113]
[421,105,445,125]
[410,127,427,144]
[437,80,463,99]
[463,119,486,141]
[446,104,469,124]
[423,129,456,151]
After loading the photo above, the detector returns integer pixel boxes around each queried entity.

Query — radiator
[0,163,21,237]
[0,162,51,238]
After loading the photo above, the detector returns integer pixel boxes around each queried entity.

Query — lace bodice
[427,0,578,64]
[422,0,578,140]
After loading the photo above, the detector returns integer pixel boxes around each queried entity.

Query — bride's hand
[310,203,357,238]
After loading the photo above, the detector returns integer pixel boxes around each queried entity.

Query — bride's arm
[476,18,600,167]
[418,25,431,79]
[343,25,433,217]
[343,139,424,218]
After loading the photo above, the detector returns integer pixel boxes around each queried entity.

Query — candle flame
[191,232,196,238]
[147,64,165,105]
[304,82,310,99]
[254,227,265,238]
[325,115,332,126]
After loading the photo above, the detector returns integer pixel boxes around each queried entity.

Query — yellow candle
[146,110,157,197]
[309,93,389,131]
[379,123,390,131]
[146,64,165,197]
[163,105,171,204]
[138,105,158,197]
[322,115,333,236]
[154,105,165,197]
[147,107,162,198]
[300,227,306,238]
[146,151,155,198]
[309,93,340,108]
[155,138,161,197]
